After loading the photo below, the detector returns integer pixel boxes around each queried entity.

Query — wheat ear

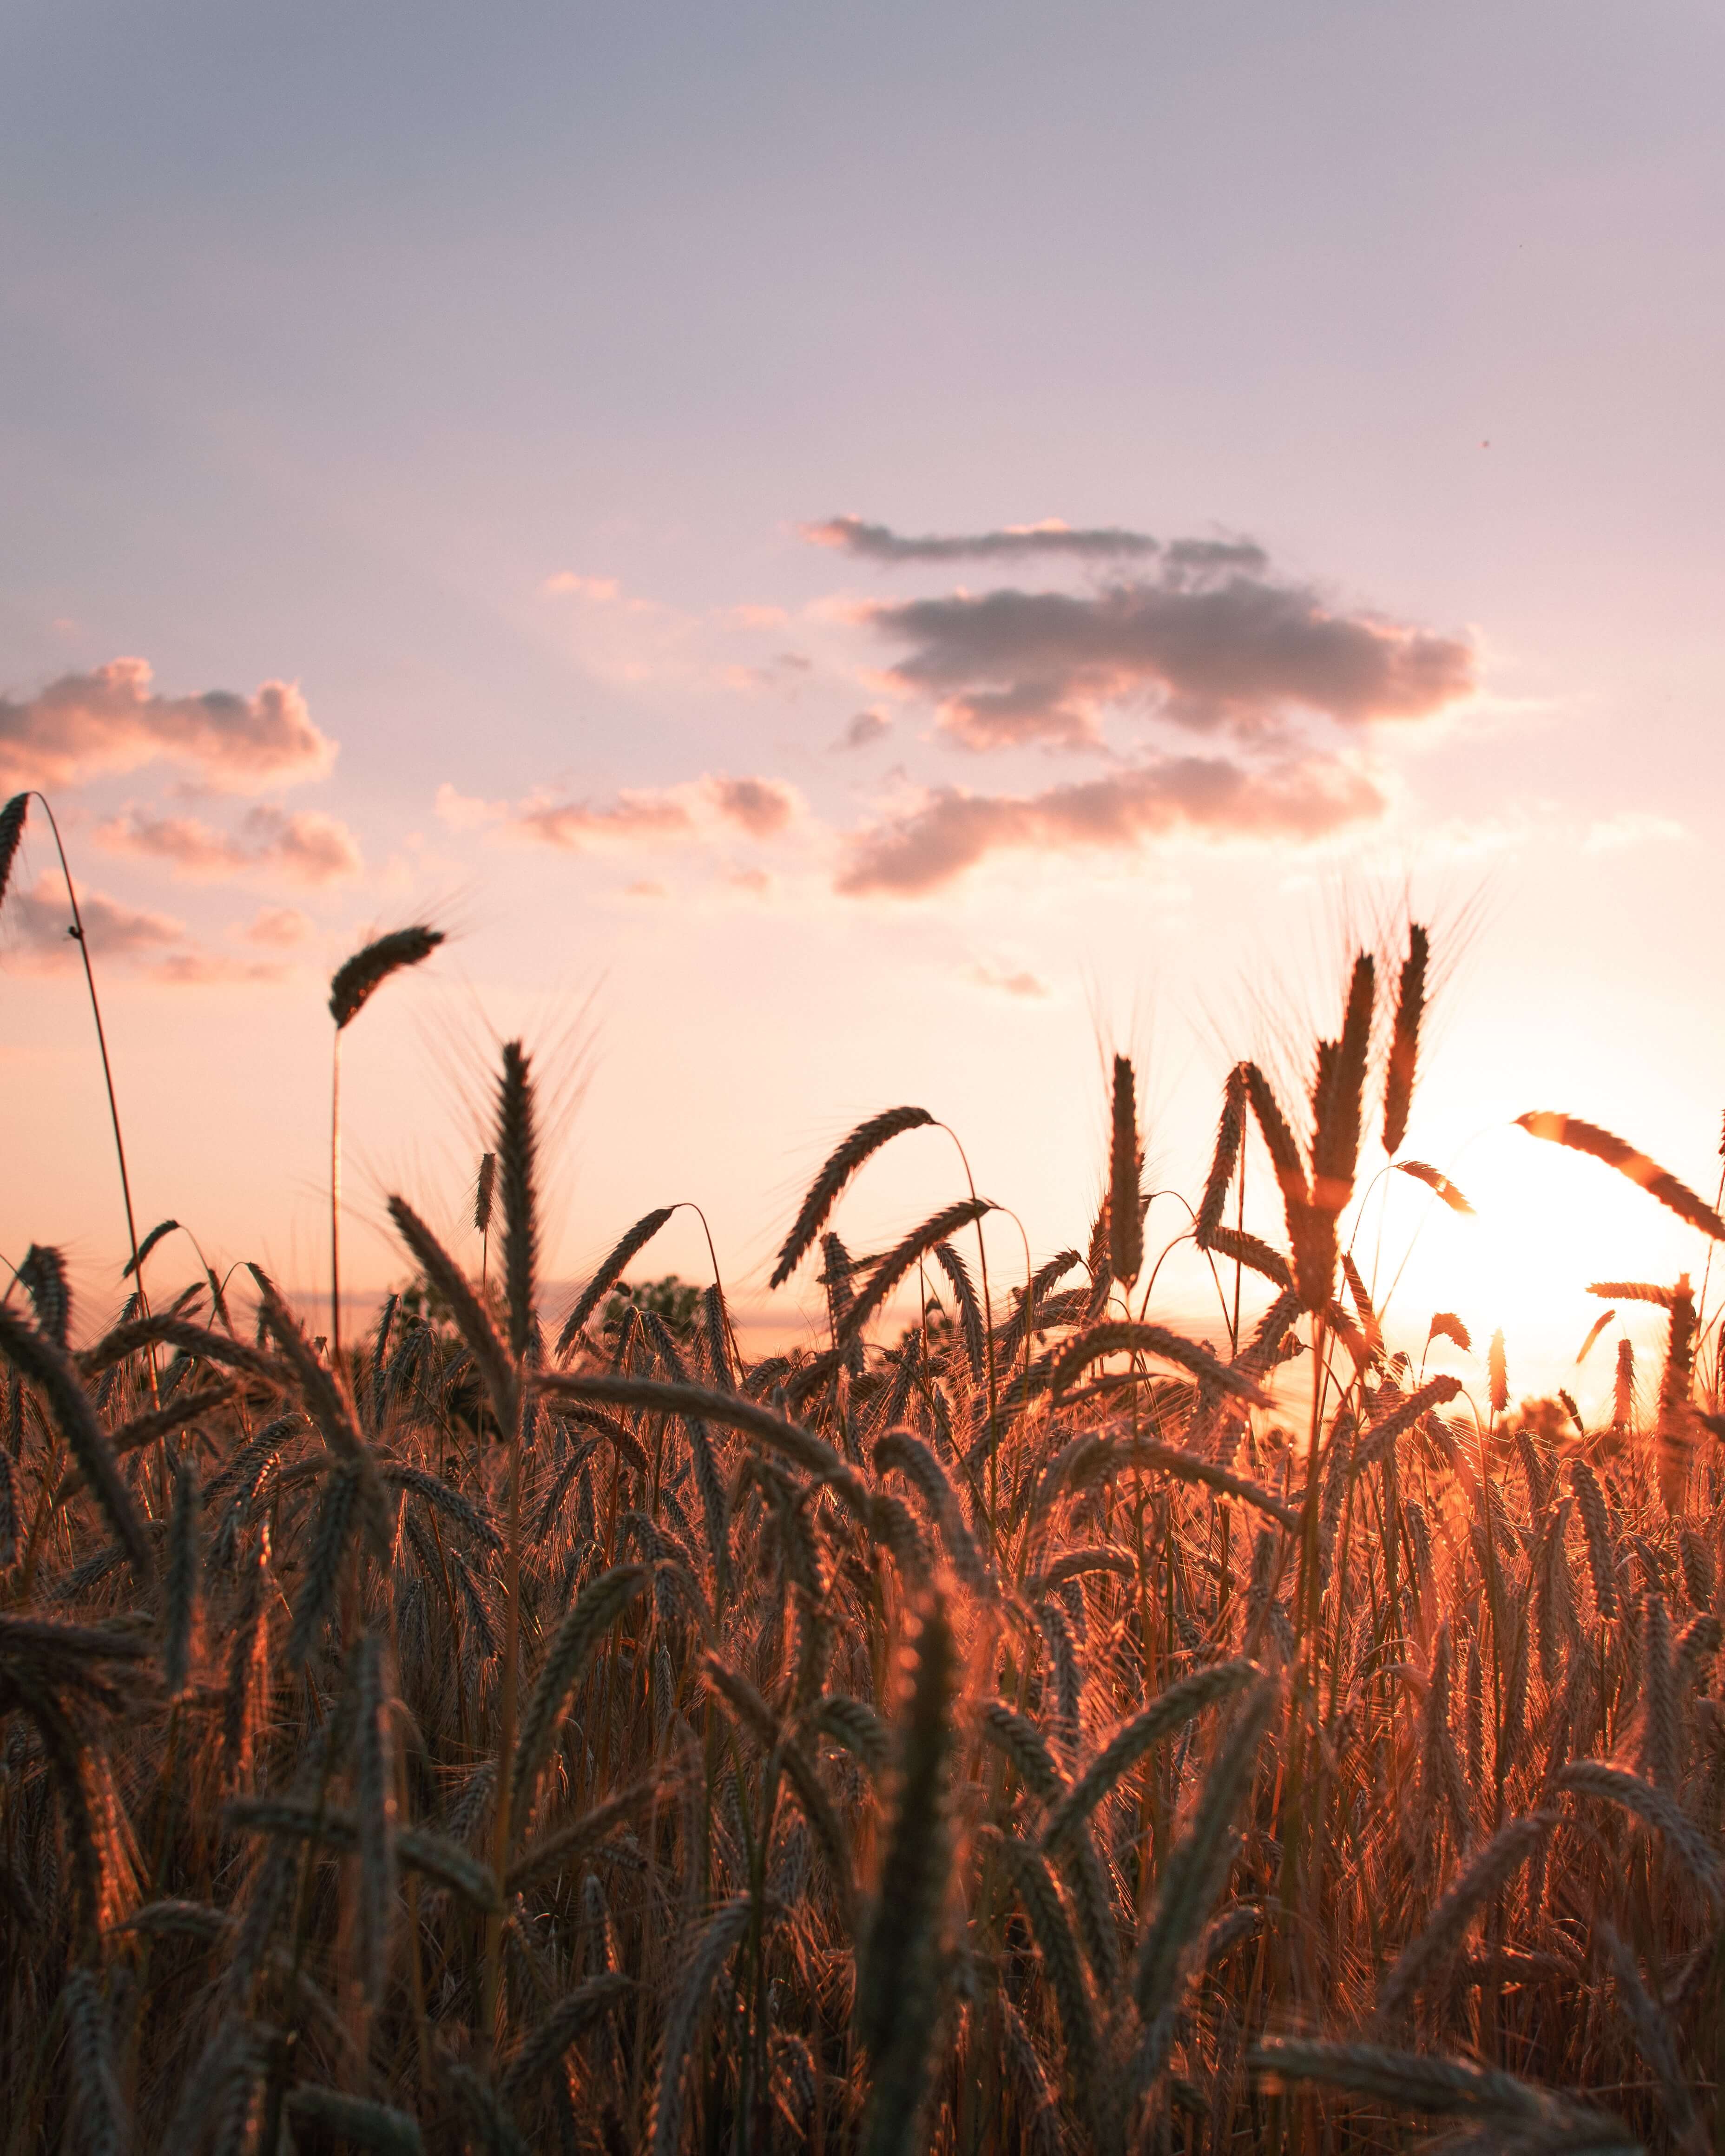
[770,1105,936,1287]
[648,1895,754,2156]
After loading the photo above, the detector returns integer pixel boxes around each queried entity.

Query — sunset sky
[6,2,1725,1405]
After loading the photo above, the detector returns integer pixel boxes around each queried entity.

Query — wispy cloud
[836,754,1383,896]
[241,904,314,948]
[1582,810,1685,854]
[803,514,1163,564]
[970,959,1050,997]
[543,571,623,601]
[0,658,335,792]
[150,950,289,986]
[439,773,803,853]
[96,805,362,885]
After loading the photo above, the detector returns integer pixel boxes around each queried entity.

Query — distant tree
[397,1268,506,1340]
[603,1274,700,1338]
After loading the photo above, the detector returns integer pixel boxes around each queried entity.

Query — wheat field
[3,904,1723,2155]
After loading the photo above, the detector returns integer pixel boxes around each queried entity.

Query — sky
[5,0,1725,1410]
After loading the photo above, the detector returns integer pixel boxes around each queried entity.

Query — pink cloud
[95,804,362,885]
[515,790,694,848]
[543,572,622,602]
[707,776,796,837]
[502,774,801,853]
[150,951,289,986]
[243,905,313,948]
[869,576,1475,751]
[0,658,335,792]
[5,871,184,962]
[836,754,1384,896]
[971,961,1049,997]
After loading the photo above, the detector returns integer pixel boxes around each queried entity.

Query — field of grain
[3,825,1723,2155]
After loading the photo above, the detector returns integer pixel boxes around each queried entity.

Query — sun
[1362,1118,1710,1418]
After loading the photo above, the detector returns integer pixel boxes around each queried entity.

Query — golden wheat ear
[1517,1111,1725,1238]
[1108,1053,1144,1288]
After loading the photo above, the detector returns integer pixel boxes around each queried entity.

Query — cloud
[0,657,335,792]
[866,562,1475,750]
[1582,811,1685,854]
[515,790,695,849]
[505,774,801,853]
[835,754,1383,896]
[150,951,289,986]
[95,805,362,885]
[803,515,1162,563]
[720,651,813,695]
[836,710,891,751]
[5,872,184,960]
[242,905,313,948]
[707,776,796,837]
[623,879,668,899]
[543,572,622,601]
[433,782,506,832]
[970,961,1049,997]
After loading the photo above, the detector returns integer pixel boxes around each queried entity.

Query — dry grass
[4,931,1725,2155]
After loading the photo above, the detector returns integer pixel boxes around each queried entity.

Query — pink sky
[6,2,1725,1412]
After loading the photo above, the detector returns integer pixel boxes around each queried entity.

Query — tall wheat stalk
[326,926,443,1358]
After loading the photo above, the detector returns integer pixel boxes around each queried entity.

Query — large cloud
[0,657,335,792]
[836,755,1383,896]
[867,566,1475,751]
[803,515,1163,563]
[96,805,363,885]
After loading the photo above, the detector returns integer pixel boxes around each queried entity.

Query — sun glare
[1369,1116,1708,1415]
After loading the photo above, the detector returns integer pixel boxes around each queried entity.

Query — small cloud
[504,774,801,853]
[543,572,622,602]
[624,879,668,899]
[722,651,815,695]
[517,789,694,849]
[709,776,796,838]
[1582,811,1685,854]
[971,961,1049,998]
[96,804,362,886]
[242,904,313,948]
[0,657,335,792]
[836,710,891,751]
[150,951,288,986]
[728,604,789,629]
[5,872,184,963]
[728,867,773,897]
[435,782,508,831]
[803,514,1162,564]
